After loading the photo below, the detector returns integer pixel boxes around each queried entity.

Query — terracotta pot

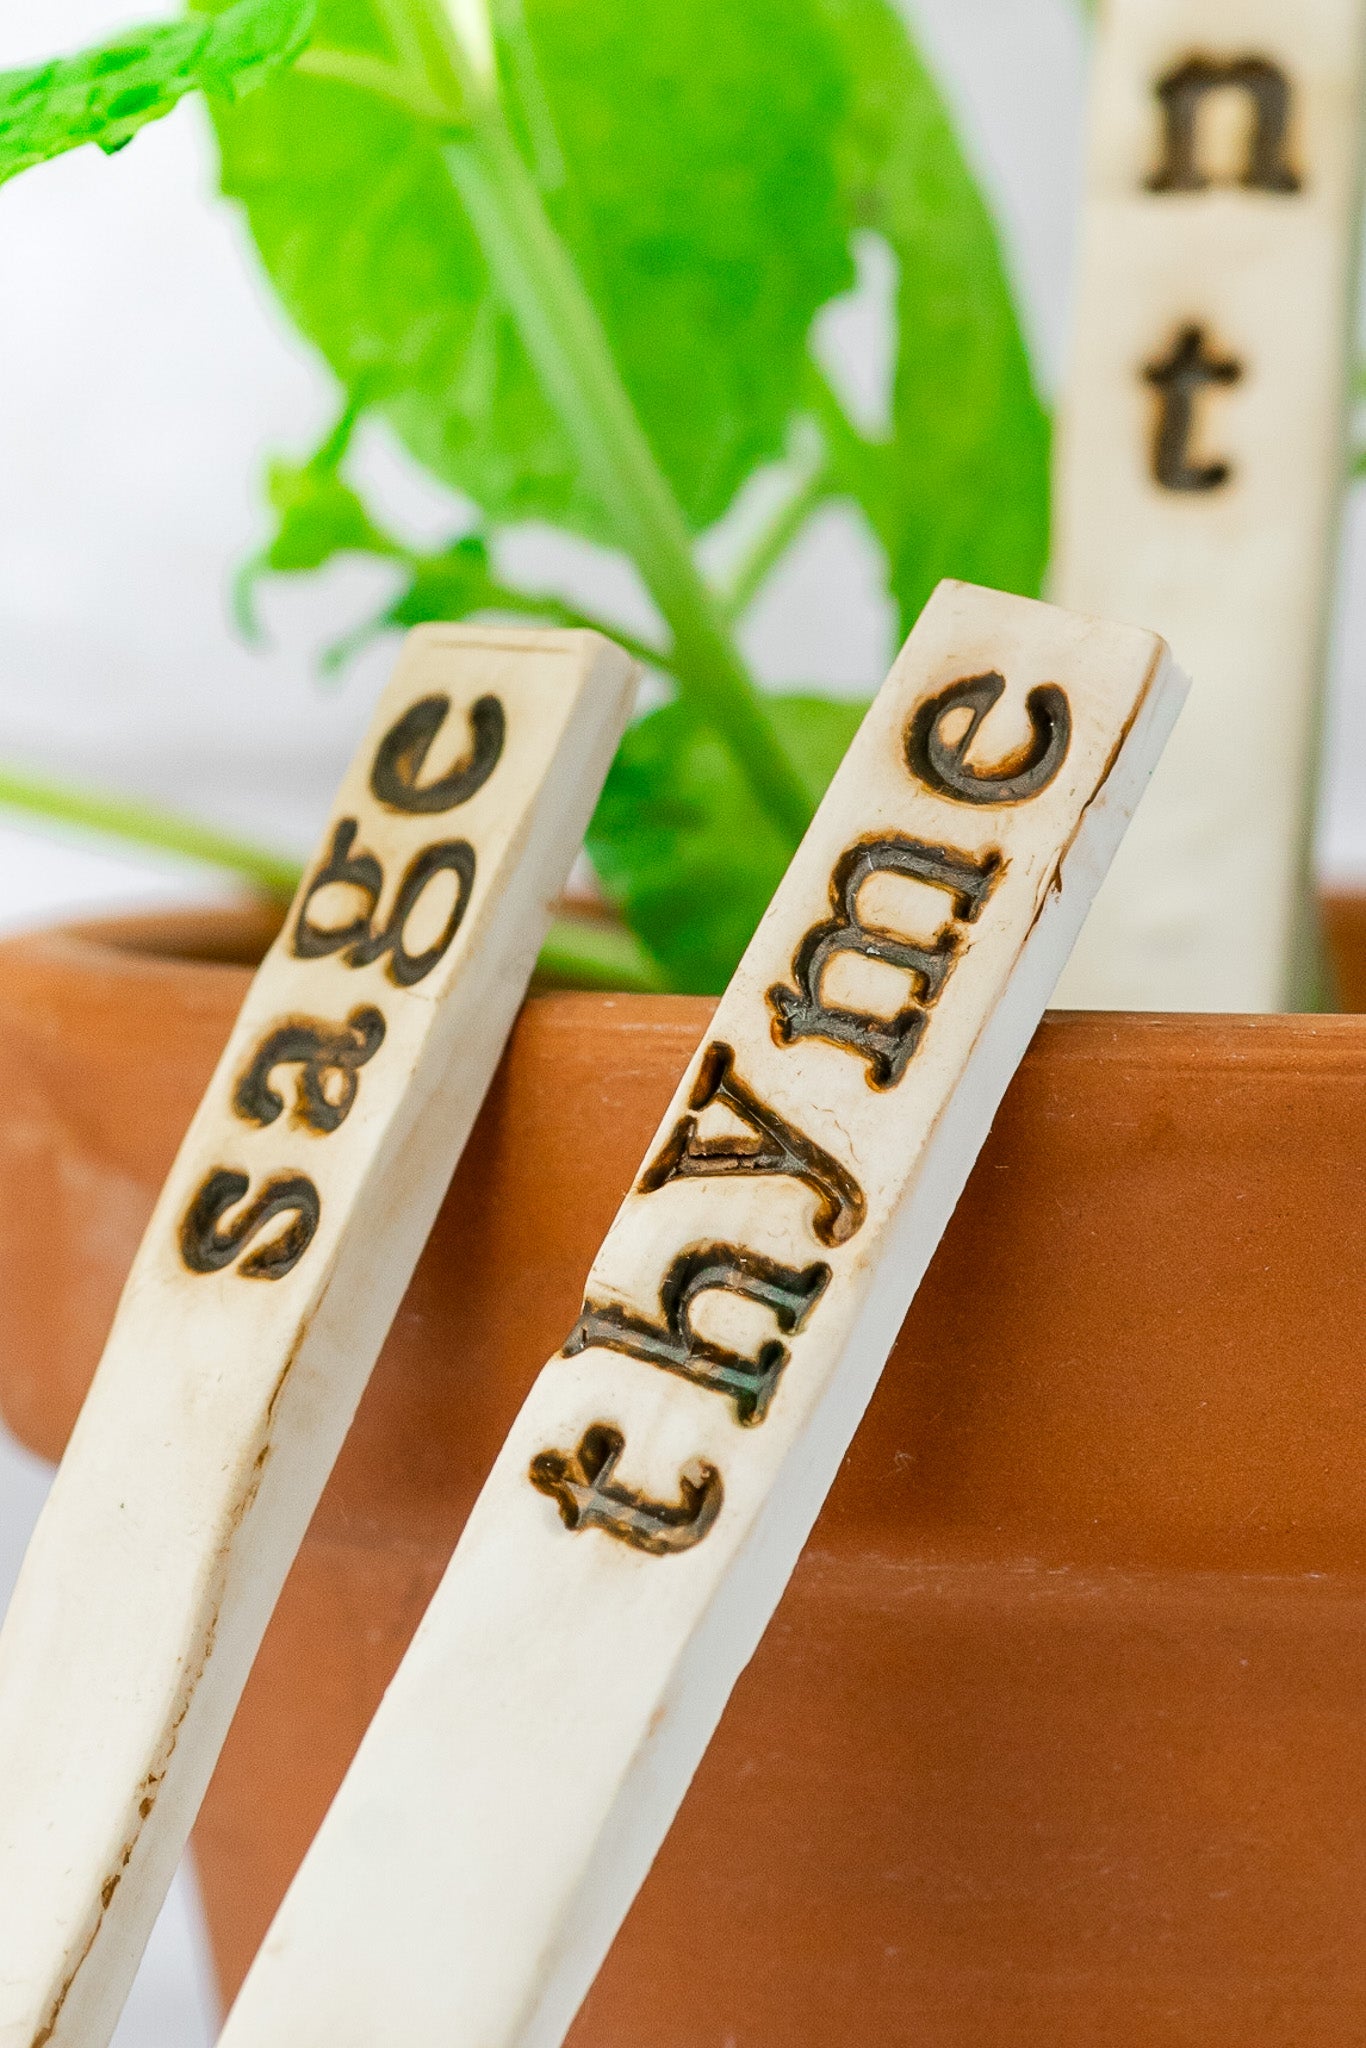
[1322,889,1366,1011]
[3,904,1366,2047]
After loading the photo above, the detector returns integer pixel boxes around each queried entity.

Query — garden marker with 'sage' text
[0,627,638,2048]
[1052,0,1366,1010]
[216,582,1187,2048]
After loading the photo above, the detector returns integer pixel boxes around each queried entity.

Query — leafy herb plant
[0,0,1049,991]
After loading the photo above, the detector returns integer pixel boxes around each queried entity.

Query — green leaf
[233,397,404,634]
[520,0,856,531]
[261,451,399,572]
[233,404,671,670]
[193,0,1048,992]
[0,0,314,187]
[810,0,1051,634]
[204,0,1046,619]
[587,693,867,993]
[378,535,499,626]
[204,0,857,541]
[316,533,507,667]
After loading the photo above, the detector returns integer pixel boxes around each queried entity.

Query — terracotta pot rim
[7,900,289,979]
[5,903,1366,1073]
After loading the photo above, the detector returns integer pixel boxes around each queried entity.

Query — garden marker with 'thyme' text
[217,581,1187,2048]
[0,626,638,2048]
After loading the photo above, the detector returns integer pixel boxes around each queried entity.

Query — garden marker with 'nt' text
[1052,0,1366,1010]
[216,581,1187,2048]
[0,626,638,2048]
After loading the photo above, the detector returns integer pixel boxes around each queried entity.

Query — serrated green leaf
[587,693,867,993]
[0,0,313,187]
[810,0,1050,636]
[204,0,856,541]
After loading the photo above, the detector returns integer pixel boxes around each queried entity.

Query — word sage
[0,627,637,2048]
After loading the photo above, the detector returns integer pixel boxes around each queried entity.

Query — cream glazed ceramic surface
[1053,0,1366,1009]
[0,627,638,2048]
[218,582,1187,2048]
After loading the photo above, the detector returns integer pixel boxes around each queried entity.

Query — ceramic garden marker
[215,580,1187,2048]
[1051,0,1366,1012]
[0,625,638,2048]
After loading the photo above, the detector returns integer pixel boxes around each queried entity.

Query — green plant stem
[444,127,811,840]
[805,362,893,518]
[420,12,812,844]
[317,577,667,679]
[294,0,814,844]
[490,0,565,190]
[0,766,304,896]
[293,46,453,122]
[371,0,440,83]
[722,425,831,621]
[537,915,665,991]
[0,764,665,991]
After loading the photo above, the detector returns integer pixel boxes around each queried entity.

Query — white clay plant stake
[0,625,638,2048]
[1052,0,1366,1010]
[216,580,1187,2048]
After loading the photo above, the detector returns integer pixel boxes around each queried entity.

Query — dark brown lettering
[564,1244,830,1427]
[293,821,476,987]
[1144,324,1242,493]
[529,1424,722,1556]
[180,1169,320,1281]
[234,1007,386,1135]
[639,1042,865,1248]
[906,671,1071,807]
[768,836,1001,1089]
[370,693,505,815]
[1149,54,1300,195]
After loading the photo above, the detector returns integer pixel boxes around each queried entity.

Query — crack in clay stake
[215,582,1188,2048]
[1051,0,1366,1009]
[0,626,638,2048]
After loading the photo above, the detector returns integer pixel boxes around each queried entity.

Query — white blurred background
[3,0,1366,2034]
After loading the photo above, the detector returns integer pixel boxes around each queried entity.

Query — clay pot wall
[1,908,1366,2047]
